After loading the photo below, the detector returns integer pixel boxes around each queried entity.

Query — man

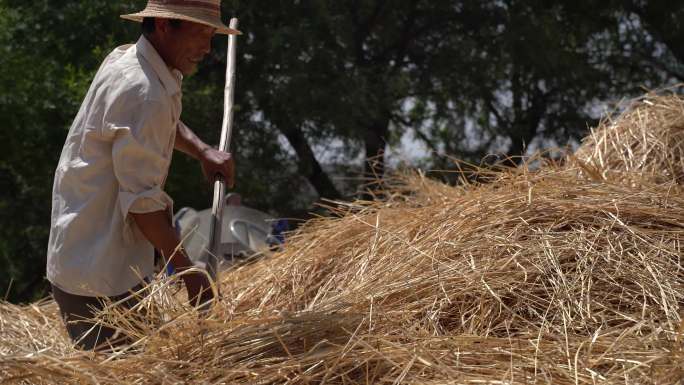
[46,0,240,350]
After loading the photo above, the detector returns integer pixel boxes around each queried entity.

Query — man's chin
[181,64,199,77]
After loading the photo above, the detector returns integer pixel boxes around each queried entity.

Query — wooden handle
[206,18,239,285]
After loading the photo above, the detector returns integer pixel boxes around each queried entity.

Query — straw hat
[121,0,241,35]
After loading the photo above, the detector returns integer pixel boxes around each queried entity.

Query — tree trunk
[279,124,342,200]
[361,115,390,199]
[507,122,538,162]
[506,88,546,164]
[261,93,342,200]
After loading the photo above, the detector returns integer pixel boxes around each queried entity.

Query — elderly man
[46,0,239,350]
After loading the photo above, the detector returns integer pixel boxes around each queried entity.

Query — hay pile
[2,94,684,384]
[574,93,684,184]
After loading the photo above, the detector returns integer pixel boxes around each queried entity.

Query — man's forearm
[174,121,211,159]
[130,210,194,271]
[131,210,214,305]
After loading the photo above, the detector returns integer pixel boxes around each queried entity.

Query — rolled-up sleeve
[109,99,175,239]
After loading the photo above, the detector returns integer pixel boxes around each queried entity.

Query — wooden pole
[207,18,239,284]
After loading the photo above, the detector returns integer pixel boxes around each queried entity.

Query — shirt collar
[136,35,183,96]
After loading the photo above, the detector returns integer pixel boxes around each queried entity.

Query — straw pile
[573,93,684,184]
[2,94,684,384]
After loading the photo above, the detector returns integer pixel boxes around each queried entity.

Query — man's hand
[181,271,214,309]
[200,148,235,188]
[130,210,217,311]
[174,122,236,188]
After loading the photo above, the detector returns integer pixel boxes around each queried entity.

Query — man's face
[160,20,216,76]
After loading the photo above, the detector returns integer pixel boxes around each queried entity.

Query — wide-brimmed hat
[121,0,241,35]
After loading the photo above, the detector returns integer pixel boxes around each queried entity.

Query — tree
[621,0,684,80]
[227,1,468,195]
[404,0,668,168]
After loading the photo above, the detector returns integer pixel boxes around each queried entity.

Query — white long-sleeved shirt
[47,36,182,297]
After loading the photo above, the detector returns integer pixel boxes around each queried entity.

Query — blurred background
[1,0,683,303]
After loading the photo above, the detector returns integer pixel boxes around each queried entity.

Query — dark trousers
[51,284,146,351]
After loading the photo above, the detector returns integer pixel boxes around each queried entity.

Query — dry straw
[2,94,684,384]
[573,92,684,184]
